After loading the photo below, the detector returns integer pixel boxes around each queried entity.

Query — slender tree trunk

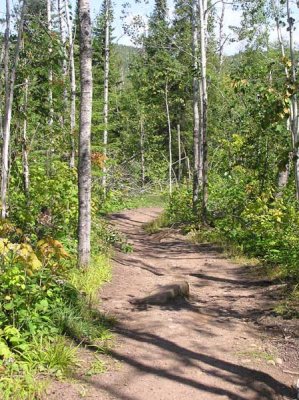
[165,81,172,194]
[78,0,93,268]
[271,0,291,192]
[58,0,68,125]
[65,0,76,168]
[47,0,53,127]
[177,123,182,183]
[140,116,145,188]
[1,0,26,219]
[218,0,225,68]
[0,31,7,141]
[22,78,30,200]
[4,0,10,112]
[199,0,208,223]
[102,0,110,196]
[192,0,201,209]
[0,1,10,171]
[286,0,299,200]
[183,144,192,183]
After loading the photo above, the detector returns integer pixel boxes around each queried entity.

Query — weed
[237,349,275,362]
[20,336,78,377]
[85,356,107,376]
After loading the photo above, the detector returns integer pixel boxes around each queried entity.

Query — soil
[46,208,299,400]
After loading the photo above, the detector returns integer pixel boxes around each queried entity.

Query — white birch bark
[58,0,68,125]
[177,123,182,183]
[286,0,299,200]
[78,0,93,267]
[192,0,201,208]
[4,0,10,110]
[199,0,208,222]
[165,81,172,194]
[1,0,26,218]
[271,0,291,192]
[218,0,225,68]
[102,0,110,195]
[140,116,145,188]
[47,0,53,127]
[22,78,30,200]
[65,0,76,168]
[0,33,6,139]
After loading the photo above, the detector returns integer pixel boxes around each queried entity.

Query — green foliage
[85,356,107,376]
[102,191,166,214]
[0,367,45,400]
[165,186,195,226]
[0,217,112,399]
[10,160,78,240]
[20,336,78,377]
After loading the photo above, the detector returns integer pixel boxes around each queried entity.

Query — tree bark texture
[78,0,93,268]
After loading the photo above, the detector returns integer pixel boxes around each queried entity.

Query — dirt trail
[49,208,298,400]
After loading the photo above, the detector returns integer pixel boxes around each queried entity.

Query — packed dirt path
[49,208,298,400]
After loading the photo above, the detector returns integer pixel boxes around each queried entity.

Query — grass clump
[85,356,107,376]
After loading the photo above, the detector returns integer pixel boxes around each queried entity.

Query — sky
[87,0,245,54]
[0,0,298,55]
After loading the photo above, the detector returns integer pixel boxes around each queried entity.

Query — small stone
[241,359,251,364]
[267,360,276,366]
[276,358,283,365]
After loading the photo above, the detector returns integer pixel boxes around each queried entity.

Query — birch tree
[102,0,111,195]
[285,0,299,200]
[198,0,208,222]
[47,0,53,127]
[218,0,225,68]
[22,78,30,200]
[140,116,145,187]
[271,0,291,193]
[65,0,77,168]
[192,0,201,209]
[165,80,172,194]
[1,0,26,218]
[58,0,68,125]
[78,0,93,267]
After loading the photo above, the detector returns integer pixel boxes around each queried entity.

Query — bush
[0,218,112,399]
[165,186,194,226]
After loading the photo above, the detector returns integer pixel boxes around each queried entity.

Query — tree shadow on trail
[81,326,295,400]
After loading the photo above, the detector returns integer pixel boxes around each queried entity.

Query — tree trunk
[4,0,10,113]
[192,0,201,209]
[165,81,172,194]
[286,0,299,200]
[199,0,208,223]
[78,0,93,268]
[140,116,145,188]
[65,0,76,168]
[22,78,30,200]
[218,0,225,68]
[0,13,9,142]
[58,0,68,126]
[177,124,182,183]
[271,0,291,192]
[102,0,110,196]
[47,0,53,127]
[1,0,26,219]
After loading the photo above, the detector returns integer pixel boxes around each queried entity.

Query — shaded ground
[47,208,299,400]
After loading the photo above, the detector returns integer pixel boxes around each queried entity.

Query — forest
[0,0,298,398]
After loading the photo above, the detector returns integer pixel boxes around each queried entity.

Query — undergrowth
[102,190,166,214]
[151,182,299,317]
[0,217,114,399]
